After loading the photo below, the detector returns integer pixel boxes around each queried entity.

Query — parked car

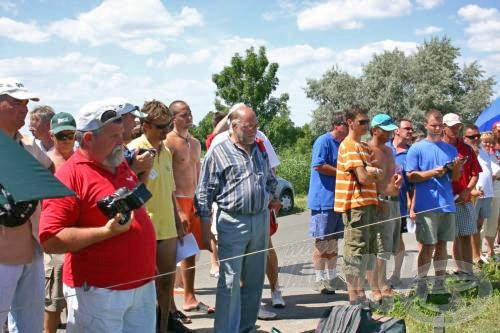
[276,176,294,213]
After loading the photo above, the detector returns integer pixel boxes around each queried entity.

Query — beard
[103,145,124,168]
[236,130,256,145]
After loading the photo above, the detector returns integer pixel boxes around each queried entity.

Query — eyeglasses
[55,132,75,141]
[240,122,259,130]
[465,134,481,140]
[357,119,370,126]
[401,127,413,131]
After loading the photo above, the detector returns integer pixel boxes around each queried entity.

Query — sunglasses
[100,110,122,124]
[357,119,370,126]
[55,132,75,141]
[148,121,173,130]
[465,134,481,140]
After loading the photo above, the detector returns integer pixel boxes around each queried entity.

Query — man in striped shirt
[195,104,279,333]
[334,105,383,305]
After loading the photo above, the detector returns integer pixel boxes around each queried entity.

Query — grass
[374,261,500,333]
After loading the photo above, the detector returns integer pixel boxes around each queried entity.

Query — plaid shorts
[455,202,477,236]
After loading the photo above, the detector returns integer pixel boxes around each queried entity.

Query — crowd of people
[0,77,499,333]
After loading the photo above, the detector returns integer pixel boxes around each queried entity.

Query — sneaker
[480,255,490,264]
[313,279,336,295]
[209,269,220,279]
[271,289,285,308]
[329,276,347,291]
[258,306,277,320]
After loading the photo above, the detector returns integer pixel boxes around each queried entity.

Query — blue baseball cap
[371,114,398,131]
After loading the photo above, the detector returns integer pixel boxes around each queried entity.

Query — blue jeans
[215,209,269,333]
[0,246,44,333]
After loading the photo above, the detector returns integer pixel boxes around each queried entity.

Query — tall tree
[191,111,214,151]
[305,66,361,135]
[265,93,299,150]
[212,46,287,130]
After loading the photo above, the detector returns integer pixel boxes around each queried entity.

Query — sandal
[171,310,192,324]
[183,302,215,314]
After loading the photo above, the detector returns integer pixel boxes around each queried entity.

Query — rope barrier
[0,202,483,315]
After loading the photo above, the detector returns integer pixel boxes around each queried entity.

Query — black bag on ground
[315,304,406,333]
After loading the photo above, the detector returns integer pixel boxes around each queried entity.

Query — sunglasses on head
[55,132,75,141]
[100,110,122,124]
[465,134,481,140]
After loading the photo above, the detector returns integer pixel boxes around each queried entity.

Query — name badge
[149,169,159,180]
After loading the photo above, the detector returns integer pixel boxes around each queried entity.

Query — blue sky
[1,0,499,127]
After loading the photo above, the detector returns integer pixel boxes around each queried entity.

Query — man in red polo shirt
[442,113,481,275]
[39,101,157,332]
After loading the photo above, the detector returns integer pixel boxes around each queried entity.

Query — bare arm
[314,164,337,177]
[353,166,380,185]
[407,168,445,183]
[212,114,230,135]
[42,213,131,254]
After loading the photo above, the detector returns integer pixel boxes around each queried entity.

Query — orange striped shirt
[334,136,378,212]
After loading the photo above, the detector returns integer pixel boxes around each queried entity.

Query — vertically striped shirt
[195,138,278,220]
[334,136,378,212]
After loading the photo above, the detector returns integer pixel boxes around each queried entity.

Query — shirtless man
[367,114,402,302]
[166,100,215,316]
[44,112,76,333]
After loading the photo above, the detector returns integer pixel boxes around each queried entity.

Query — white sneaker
[480,255,490,264]
[271,289,285,308]
[258,306,277,320]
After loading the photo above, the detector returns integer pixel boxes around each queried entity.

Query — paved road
[172,211,425,332]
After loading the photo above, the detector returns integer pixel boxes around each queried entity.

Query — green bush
[278,150,311,195]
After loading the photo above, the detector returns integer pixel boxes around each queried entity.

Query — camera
[0,184,38,227]
[138,148,156,157]
[443,161,454,172]
[97,183,152,225]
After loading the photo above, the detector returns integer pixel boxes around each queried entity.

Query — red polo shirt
[39,149,156,290]
[451,139,482,202]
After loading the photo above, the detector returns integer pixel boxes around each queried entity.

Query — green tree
[307,37,495,133]
[305,66,362,135]
[191,111,214,150]
[212,46,287,130]
[265,93,299,150]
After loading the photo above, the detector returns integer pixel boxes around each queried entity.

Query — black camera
[138,148,157,157]
[443,161,454,172]
[97,183,152,225]
[0,184,38,228]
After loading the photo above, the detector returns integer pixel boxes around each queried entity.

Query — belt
[378,195,399,202]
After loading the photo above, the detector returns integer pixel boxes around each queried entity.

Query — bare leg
[452,237,462,272]
[376,259,392,295]
[266,238,279,291]
[44,310,61,333]
[210,236,219,274]
[156,238,177,333]
[418,244,435,278]
[461,236,473,272]
[485,236,495,257]
[472,218,484,262]
[181,256,198,309]
[392,237,405,279]
[433,241,447,277]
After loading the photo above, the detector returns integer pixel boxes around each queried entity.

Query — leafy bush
[278,149,311,195]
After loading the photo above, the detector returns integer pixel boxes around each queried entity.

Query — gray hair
[228,103,248,128]
[30,105,55,123]
[75,128,103,148]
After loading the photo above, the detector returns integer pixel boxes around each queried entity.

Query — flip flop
[171,310,192,324]
[183,302,215,314]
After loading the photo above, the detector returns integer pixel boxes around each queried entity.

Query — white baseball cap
[0,78,39,101]
[76,100,122,132]
[443,113,462,127]
[115,102,147,118]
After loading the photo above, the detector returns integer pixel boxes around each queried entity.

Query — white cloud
[148,48,212,68]
[415,25,443,35]
[268,44,334,67]
[0,1,17,14]
[262,0,297,22]
[48,0,203,55]
[458,5,500,52]
[297,0,411,30]
[415,0,443,10]
[0,17,50,43]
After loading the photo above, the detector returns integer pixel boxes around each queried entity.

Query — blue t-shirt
[386,140,410,216]
[307,133,341,210]
[405,139,458,213]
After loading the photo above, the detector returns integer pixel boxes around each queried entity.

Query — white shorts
[64,281,156,333]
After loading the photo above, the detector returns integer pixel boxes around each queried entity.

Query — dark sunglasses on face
[357,119,370,126]
[148,121,173,130]
[55,132,75,141]
[465,134,481,140]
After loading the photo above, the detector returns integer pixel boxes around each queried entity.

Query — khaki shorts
[376,200,401,260]
[342,205,377,277]
[44,253,66,312]
[484,197,499,238]
[416,212,456,245]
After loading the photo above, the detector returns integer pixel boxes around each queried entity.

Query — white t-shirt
[476,147,494,198]
[207,130,280,169]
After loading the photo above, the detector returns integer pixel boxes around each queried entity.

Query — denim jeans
[214,209,269,333]
[0,246,44,333]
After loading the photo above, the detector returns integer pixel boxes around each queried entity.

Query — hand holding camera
[105,211,134,236]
